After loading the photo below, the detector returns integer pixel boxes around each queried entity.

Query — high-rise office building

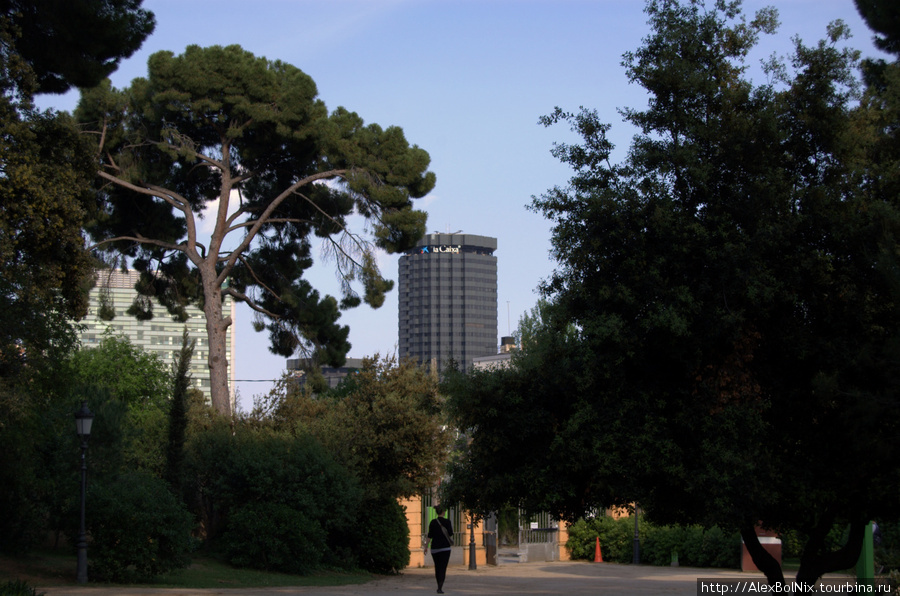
[78,269,236,400]
[398,233,498,372]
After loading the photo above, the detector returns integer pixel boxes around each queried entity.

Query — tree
[66,333,173,474]
[854,0,900,56]
[446,0,900,587]
[442,303,620,520]
[0,0,154,380]
[165,330,194,495]
[1,0,155,95]
[0,108,96,378]
[76,45,435,415]
[271,355,451,501]
[258,356,448,573]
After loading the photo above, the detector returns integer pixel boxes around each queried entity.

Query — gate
[483,512,498,565]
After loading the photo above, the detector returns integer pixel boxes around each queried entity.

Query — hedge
[566,515,740,568]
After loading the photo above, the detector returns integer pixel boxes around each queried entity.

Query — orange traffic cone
[594,537,603,562]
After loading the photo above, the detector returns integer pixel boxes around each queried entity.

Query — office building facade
[398,233,498,372]
[78,269,236,400]
[286,357,365,390]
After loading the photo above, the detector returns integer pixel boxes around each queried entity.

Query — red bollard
[594,537,603,562]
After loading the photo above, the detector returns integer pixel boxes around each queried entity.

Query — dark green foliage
[448,0,900,587]
[566,516,740,568]
[243,357,446,573]
[84,471,194,583]
[186,425,362,573]
[276,356,450,501]
[0,392,49,553]
[566,517,635,563]
[222,502,325,574]
[641,524,740,569]
[0,580,45,596]
[354,497,411,574]
[165,330,193,495]
[874,522,900,572]
[442,318,624,521]
[64,335,172,475]
[0,0,151,385]
[780,526,847,560]
[854,0,900,56]
[0,108,96,381]
[2,0,154,94]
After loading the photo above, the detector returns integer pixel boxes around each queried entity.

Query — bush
[0,580,45,596]
[873,521,900,572]
[189,428,362,573]
[222,502,325,574]
[566,516,634,563]
[354,497,410,574]
[566,515,740,568]
[84,471,194,582]
[780,525,850,560]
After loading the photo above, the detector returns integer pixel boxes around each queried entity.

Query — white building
[78,269,236,401]
[471,336,517,371]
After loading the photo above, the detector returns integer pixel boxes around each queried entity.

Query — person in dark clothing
[425,505,453,594]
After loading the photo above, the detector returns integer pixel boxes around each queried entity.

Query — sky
[36,0,886,411]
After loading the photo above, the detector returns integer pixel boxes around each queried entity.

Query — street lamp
[74,401,94,584]
[468,513,477,571]
[633,503,641,565]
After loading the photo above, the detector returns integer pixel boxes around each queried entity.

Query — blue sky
[36,0,885,410]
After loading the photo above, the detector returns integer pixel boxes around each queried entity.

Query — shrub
[0,580,45,596]
[871,521,900,572]
[780,525,850,560]
[642,524,686,566]
[189,428,362,573]
[354,497,411,574]
[566,516,634,563]
[703,525,741,569]
[222,502,325,574]
[84,471,194,582]
[566,516,740,568]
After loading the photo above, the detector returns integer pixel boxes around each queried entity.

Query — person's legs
[432,551,450,593]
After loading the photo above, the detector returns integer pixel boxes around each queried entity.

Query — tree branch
[224,217,313,236]
[235,253,281,301]
[88,234,206,256]
[221,286,280,318]
[98,171,190,213]
[741,525,785,585]
[216,168,348,284]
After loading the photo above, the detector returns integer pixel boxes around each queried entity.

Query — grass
[0,549,375,590]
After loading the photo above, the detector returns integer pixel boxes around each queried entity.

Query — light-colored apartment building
[78,269,236,401]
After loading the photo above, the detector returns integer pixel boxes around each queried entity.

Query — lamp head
[74,401,94,439]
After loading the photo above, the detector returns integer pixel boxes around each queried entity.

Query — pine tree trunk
[200,269,232,416]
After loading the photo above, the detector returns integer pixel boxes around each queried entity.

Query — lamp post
[468,514,477,570]
[74,401,94,584]
[633,503,641,565]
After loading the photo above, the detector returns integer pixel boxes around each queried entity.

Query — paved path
[40,561,766,596]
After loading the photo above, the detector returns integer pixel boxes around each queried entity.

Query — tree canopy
[1,0,155,95]
[444,0,900,587]
[76,45,436,415]
[261,355,451,502]
[0,0,154,383]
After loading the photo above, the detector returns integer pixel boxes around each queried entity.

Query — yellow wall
[558,521,571,561]
[401,496,427,568]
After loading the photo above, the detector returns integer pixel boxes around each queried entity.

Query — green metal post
[855,521,874,588]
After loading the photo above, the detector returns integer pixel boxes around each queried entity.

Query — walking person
[425,505,453,594]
